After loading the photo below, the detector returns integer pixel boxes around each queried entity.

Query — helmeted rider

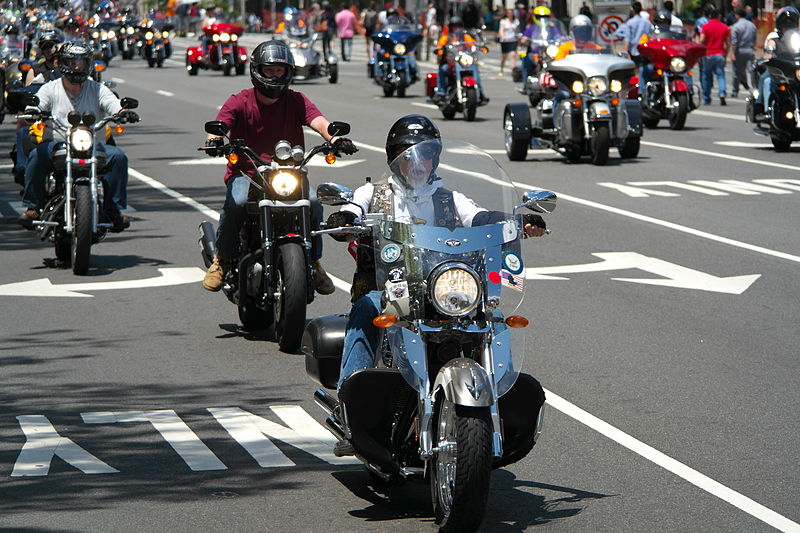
[25,28,64,85]
[17,41,139,231]
[518,6,563,90]
[326,114,547,455]
[754,6,799,119]
[434,16,487,102]
[638,10,675,85]
[553,14,601,60]
[201,40,357,294]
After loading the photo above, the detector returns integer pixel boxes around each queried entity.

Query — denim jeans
[702,54,726,102]
[23,141,128,212]
[14,127,28,174]
[520,53,535,89]
[340,37,352,61]
[337,290,383,389]
[215,174,324,262]
[756,70,775,109]
[437,61,484,96]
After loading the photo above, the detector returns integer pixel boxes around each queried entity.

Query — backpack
[364,9,377,29]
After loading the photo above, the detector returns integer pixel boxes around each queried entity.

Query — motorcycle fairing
[670,79,689,93]
[588,101,612,121]
[637,38,705,70]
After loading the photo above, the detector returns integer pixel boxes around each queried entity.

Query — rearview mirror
[317,182,353,206]
[204,120,229,136]
[120,97,138,109]
[518,190,557,214]
[327,121,350,137]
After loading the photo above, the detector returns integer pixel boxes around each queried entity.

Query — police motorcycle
[746,27,800,151]
[197,120,354,352]
[369,21,421,97]
[276,15,338,84]
[304,140,552,533]
[16,94,140,275]
[504,22,641,165]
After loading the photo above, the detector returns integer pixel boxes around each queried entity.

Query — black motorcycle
[747,28,800,151]
[198,120,353,352]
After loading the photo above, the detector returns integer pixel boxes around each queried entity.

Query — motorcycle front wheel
[383,85,395,97]
[669,93,689,130]
[464,87,477,122]
[275,242,307,353]
[71,184,93,275]
[431,394,492,533]
[590,123,610,166]
[771,135,792,152]
[328,64,338,84]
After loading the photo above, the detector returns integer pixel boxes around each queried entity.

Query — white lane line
[642,140,800,174]
[411,102,439,110]
[693,109,745,121]
[715,141,774,148]
[128,168,220,221]
[111,77,125,83]
[156,90,175,97]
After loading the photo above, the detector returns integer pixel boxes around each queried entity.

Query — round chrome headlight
[212,33,219,42]
[670,56,687,73]
[393,43,406,55]
[430,264,481,317]
[571,80,585,94]
[220,33,230,42]
[145,31,154,40]
[92,31,100,38]
[458,53,475,67]
[610,79,622,92]
[108,30,115,38]
[546,44,559,59]
[70,128,93,153]
[294,54,307,67]
[271,171,299,197]
[231,33,237,41]
[162,30,169,38]
[126,26,134,34]
[587,76,608,96]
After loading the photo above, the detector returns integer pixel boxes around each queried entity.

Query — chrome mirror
[517,190,557,213]
[317,183,353,206]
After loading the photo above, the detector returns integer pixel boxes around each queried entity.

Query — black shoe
[731,92,738,98]
[719,97,727,106]
[333,438,355,457]
[107,210,130,233]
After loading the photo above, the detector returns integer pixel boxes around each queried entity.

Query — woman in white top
[498,9,520,76]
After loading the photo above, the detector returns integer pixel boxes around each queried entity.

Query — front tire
[235,63,245,76]
[464,87,477,122]
[618,135,640,159]
[188,63,198,76]
[275,243,307,353]
[771,135,792,151]
[431,395,492,533]
[669,93,689,130]
[504,104,530,161]
[590,123,610,166]
[328,64,338,83]
[71,185,93,275]
[383,85,395,97]
[224,63,232,76]
[397,83,406,98]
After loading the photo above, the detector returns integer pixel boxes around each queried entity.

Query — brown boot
[202,256,228,292]
[311,260,335,295]
[17,208,41,230]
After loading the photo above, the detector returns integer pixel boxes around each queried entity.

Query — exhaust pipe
[314,389,337,416]
[324,416,345,440]
[198,221,217,268]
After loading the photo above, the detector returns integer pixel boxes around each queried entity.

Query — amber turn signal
[325,153,336,164]
[227,153,239,165]
[611,98,619,106]
[373,314,398,328]
[115,125,124,134]
[505,315,529,328]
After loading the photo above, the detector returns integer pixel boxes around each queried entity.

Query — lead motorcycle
[369,21,421,97]
[304,141,552,532]
[16,94,140,274]
[198,120,353,352]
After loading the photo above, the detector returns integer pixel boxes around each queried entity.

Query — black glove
[522,213,546,231]
[326,210,357,228]
[119,110,139,123]
[204,136,225,157]
[332,137,358,155]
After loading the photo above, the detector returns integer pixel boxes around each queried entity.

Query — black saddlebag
[302,314,349,390]
[495,373,546,469]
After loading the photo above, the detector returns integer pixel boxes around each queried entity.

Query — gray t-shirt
[28,78,121,142]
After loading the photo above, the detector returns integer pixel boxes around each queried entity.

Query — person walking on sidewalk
[498,9,519,77]
[730,9,756,97]
[700,7,730,105]
[336,3,357,61]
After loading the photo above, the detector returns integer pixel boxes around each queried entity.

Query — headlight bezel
[587,76,608,96]
[670,56,687,73]
[457,53,475,67]
[429,263,482,317]
[270,171,300,197]
[69,127,93,153]
[393,43,406,55]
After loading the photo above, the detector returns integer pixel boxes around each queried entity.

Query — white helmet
[569,14,594,42]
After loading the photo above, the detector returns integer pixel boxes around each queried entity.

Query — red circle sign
[598,15,624,44]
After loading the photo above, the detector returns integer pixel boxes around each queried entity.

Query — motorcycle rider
[325,116,547,455]
[753,6,799,120]
[553,14,601,60]
[639,10,674,85]
[201,40,357,294]
[518,6,563,91]
[17,41,138,231]
[434,16,487,102]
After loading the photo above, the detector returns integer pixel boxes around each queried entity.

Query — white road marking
[0,267,205,297]
[82,410,227,471]
[0,163,13,170]
[688,179,793,195]
[156,89,175,97]
[12,415,119,476]
[641,140,800,174]
[527,252,760,294]
[129,168,220,221]
[111,77,125,83]
[603,179,800,198]
[715,141,774,148]
[411,102,438,110]
[692,109,744,121]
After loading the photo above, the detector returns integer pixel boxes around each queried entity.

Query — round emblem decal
[503,251,523,274]
[380,243,402,263]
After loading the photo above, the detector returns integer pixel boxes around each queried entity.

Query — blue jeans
[702,54,726,102]
[215,175,323,262]
[756,70,774,109]
[23,141,128,212]
[340,37,352,61]
[14,127,29,174]
[337,290,383,389]
[437,61,484,96]
[520,53,535,89]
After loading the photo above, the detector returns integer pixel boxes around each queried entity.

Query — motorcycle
[636,26,704,130]
[369,22,421,97]
[197,120,352,352]
[514,18,567,95]
[279,22,338,84]
[140,22,168,68]
[88,20,118,66]
[746,27,800,151]
[504,44,642,165]
[16,94,140,275]
[304,141,552,533]
[118,15,139,60]
[426,35,489,121]
[186,22,247,77]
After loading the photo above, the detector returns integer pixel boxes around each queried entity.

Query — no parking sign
[598,14,624,44]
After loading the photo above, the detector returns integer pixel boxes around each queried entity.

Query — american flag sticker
[501,270,524,292]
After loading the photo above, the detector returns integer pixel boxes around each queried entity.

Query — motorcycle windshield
[530,19,566,44]
[648,26,691,40]
[776,28,800,59]
[371,140,528,395]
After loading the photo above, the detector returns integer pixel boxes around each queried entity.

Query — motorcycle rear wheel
[71,184,93,275]
[236,63,245,76]
[643,116,660,129]
[441,105,456,120]
[771,135,792,151]
[431,394,492,533]
[464,87,477,122]
[188,64,198,76]
[669,93,689,130]
[618,135,640,159]
[224,63,232,76]
[397,84,406,98]
[276,242,307,353]
[503,107,529,161]
[590,123,610,166]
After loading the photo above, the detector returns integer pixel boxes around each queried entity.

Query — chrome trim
[258,199,311,208]
[428,262,482,317]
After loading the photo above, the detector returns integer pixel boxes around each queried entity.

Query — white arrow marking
[168,158,366,168]
[0,267,205,297]
[526,252,760,294]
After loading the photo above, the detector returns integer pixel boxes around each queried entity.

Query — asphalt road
[0,35,798,533]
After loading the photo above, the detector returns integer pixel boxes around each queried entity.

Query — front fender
[433,357,494,407]
[669,79,688,93]
[461,75,478,88]
[588,101,612,121]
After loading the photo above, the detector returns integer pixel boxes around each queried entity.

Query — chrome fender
[588,101,612,121]
[433,357,495,407]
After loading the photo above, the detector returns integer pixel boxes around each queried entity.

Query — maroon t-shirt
[216,88,323,183]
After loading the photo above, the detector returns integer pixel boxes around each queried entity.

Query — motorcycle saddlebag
[302,314,348,390]
[623,98,643,135]
[494,373,546,469]
[426,72,437,97]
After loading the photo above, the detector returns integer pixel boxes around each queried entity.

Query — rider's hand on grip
[204,136,225,157]
[332,137,358,155]
[326,210,357,242]
[119,110,140,123]
[521,214,547,238]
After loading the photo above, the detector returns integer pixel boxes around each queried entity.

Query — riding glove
[204,136,225,157]
[333,137,358,155]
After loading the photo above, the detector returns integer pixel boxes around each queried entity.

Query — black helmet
[448,16,463,31]
[776,6,800,36]
[59,41,92,84]
[39,28,64,50]
[250,40,294,98]
[653,9,671,28]
[386,115,442,190]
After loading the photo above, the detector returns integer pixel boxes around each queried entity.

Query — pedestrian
[498,9,519,77]
[335,3,357,61]
[700,7,730,105]
[613,2,652,67]
[319,2,337,57]
[461,0,481,31]
[361,1,378,56]
[730,8,756,97]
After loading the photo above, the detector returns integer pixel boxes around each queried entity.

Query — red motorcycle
[186,22,247,76]
[634,27,705,130]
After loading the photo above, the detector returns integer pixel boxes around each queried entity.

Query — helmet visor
[389,139,442,191]
[62,56,89,72]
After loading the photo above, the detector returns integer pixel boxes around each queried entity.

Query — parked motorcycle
[746,27,800,151]
[304,141,552,533]
[279,22,338,84]
[504,46,642,165]
[186,22,247,76]
[426,36,488,121]
[197,120,352,351]
[16,94,140,274]
[635,26,704,130]
[369,22,421,97]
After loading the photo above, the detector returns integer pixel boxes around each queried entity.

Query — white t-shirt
[499,18,520,43]
[426,7,436,27]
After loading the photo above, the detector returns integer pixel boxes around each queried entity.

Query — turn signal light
[573,99,583,106]
[656,69,663,76]
[227,153,239,164]
[688,71,694,76]
[779,85,787,92]
[115,125,124,134]
[325,153,336,164]
[20,63,31,71]
[373,314,398,328]
[505,315,529,328]
[611,98,620,106]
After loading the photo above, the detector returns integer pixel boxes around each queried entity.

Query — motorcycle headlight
[393,43,406,55]
[294,54,307,67]
[154,30,162,38]
[220,33,230,42]
[92,31,100,38]
[212,33,219,42]
[546,44,559,59]
[100,30,108,39]
[145,31,154,40]
[571,80,585,94]
[289,41,298,48]
[457,53,474,67]
[126,26,134,34]
[108,30,115,38]
[271,171,299,197]
[430,264,481,317]
[587,76,608,96]
[610,79,622,93]
[162,30,169,38]
[231,33,237,41]
[69,128,93,153]
[670,56,687,73]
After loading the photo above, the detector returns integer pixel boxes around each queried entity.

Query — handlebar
[311,225,370,237]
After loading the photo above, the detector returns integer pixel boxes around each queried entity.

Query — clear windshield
[649,26,691,40]
[529,18,566,44]
[371,140,528,395]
